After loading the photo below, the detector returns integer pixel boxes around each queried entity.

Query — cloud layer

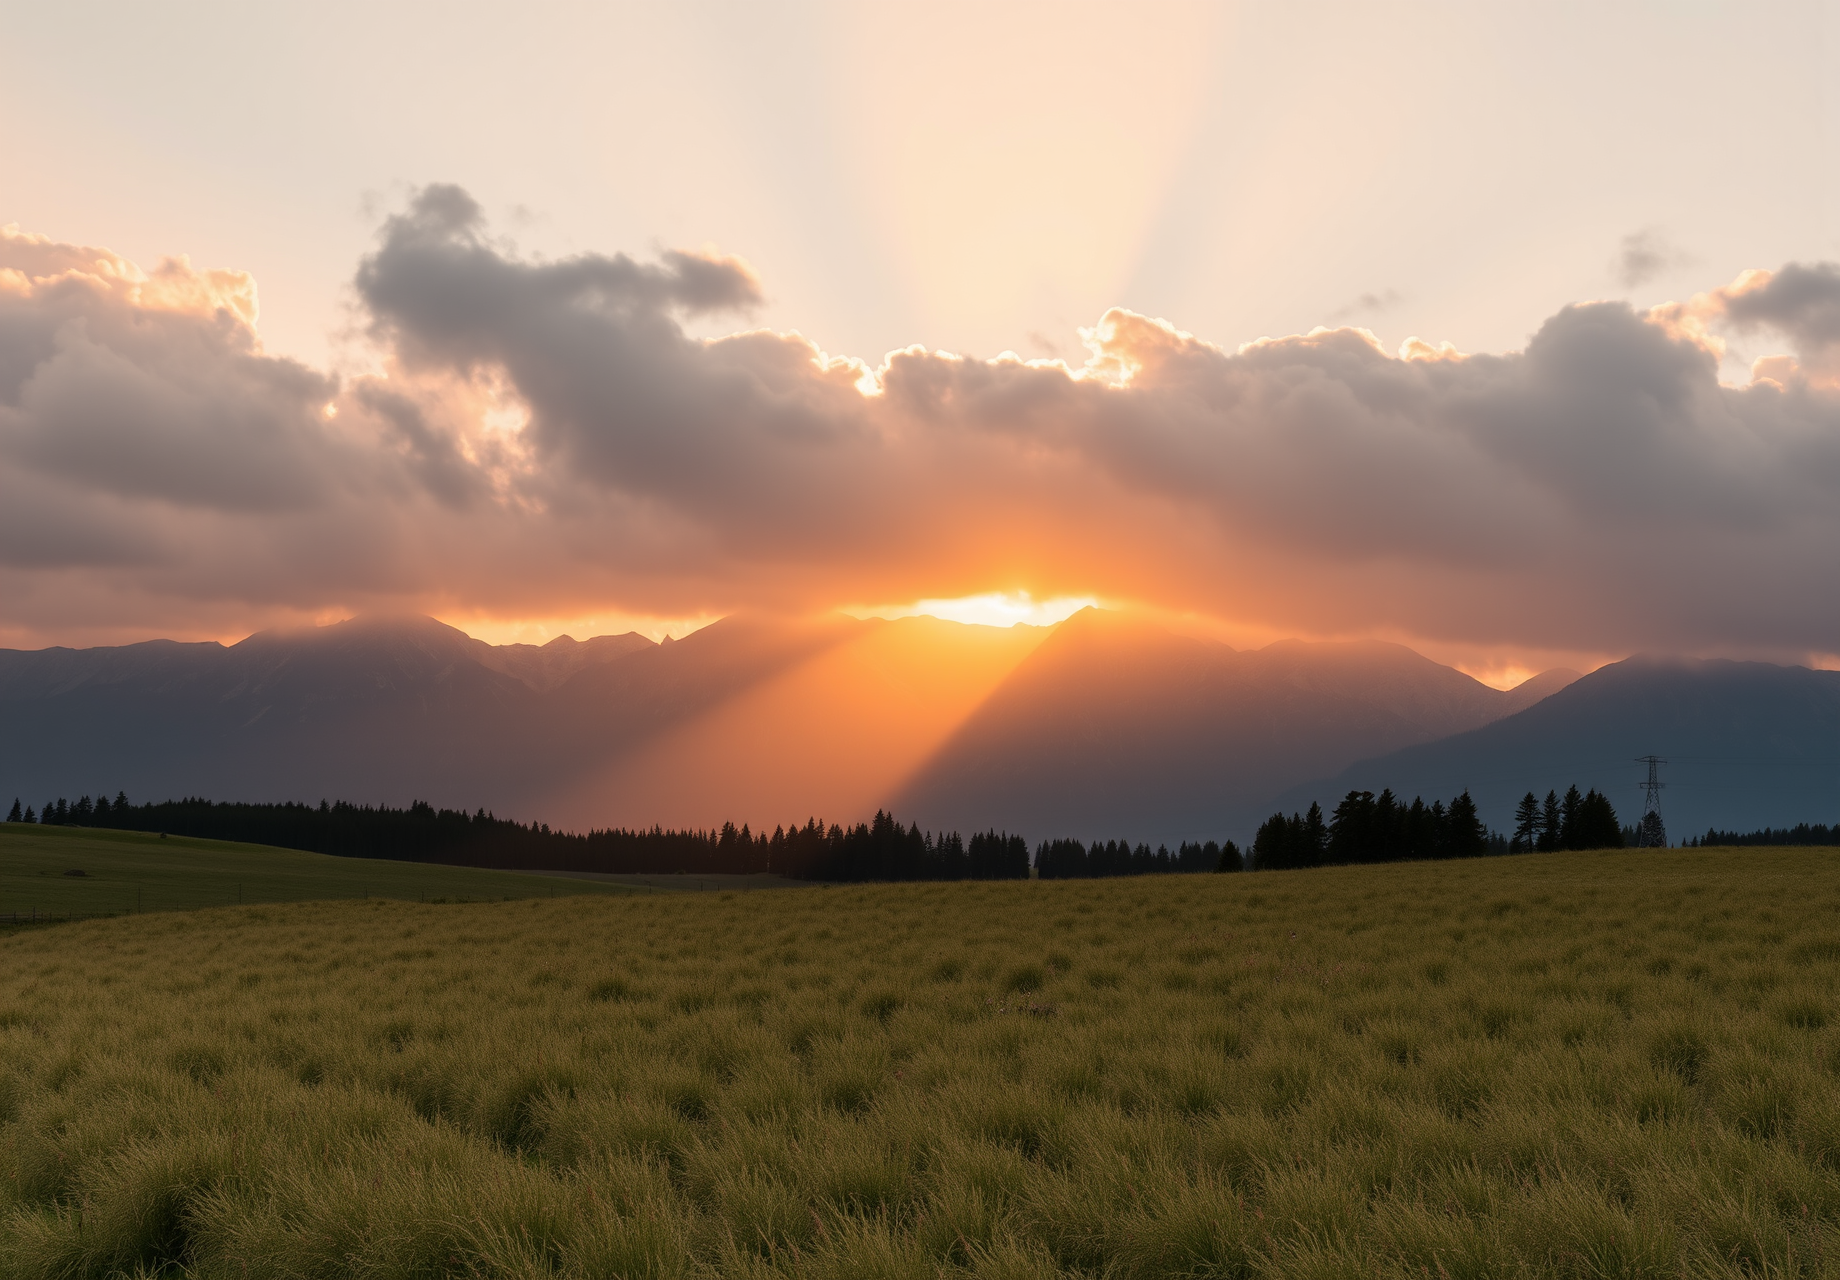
[3,187,1839,656]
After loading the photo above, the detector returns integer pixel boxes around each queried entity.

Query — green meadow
[0,824,629,919]
[3,848,1840,1278]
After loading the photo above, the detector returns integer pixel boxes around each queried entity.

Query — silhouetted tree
[1447,791,1488,857]
[1637,810,1667,848]
[5,799,19,823]
[1572,789,1623,849]
[1537,790,1562,852]
[1695,820,1835,847]
[1512,792,1540,852]
[1557,785,1583,849]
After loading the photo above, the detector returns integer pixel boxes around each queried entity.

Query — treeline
[778,811,1031,881]
[14,794,756,873]
[1036,838,1237,878]
[1509,786,1625,852]
[4,794,1038,882]
[1251,790,1492,870]
[1687,822,1840,848]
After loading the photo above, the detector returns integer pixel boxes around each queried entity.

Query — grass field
[0,824,632,918]
[3,847,1840,1278]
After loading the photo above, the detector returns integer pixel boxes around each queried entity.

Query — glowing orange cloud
[7,191,1840,680]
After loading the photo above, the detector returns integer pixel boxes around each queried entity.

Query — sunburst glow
[845,592,1099,629]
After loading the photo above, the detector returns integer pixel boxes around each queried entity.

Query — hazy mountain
[891,609,1575,842]
[0,612,980,823]
[0,616,645,811]
[2,608,1589,840]
[471,632,655,692]
[1276,656,1840,838]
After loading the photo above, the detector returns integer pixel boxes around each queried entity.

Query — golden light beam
[547,615,1048,833]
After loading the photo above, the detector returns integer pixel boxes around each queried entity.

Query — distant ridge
[1276,655,1840,836]
[24,611,1825,845]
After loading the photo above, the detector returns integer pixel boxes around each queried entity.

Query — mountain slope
[0,617,650,810]
[891,610,1567,842]
[1277,656,1840,837]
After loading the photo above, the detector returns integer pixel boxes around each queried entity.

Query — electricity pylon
[1634,755,1667,848]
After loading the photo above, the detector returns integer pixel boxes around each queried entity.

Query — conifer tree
[1301,802,1328,865]
[1512,792,1540,852]
[1539,791,1562,851]
[1558,785,1583,849]
[5,799,19,823]
[1573,789,1623,849]
[1447,791,1487,857]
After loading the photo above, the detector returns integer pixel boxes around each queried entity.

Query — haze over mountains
[4,609,1834,843]
[1280,657,1840,841]
[891,611,1575,840]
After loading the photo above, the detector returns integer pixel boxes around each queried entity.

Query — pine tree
[5,799,19,823]
[1447,791,1487,857]
[1252,813,1293,870]
[1301,802,1328,866]
[1372,789,1401,862]
[1574,790,1623,849]
[1328,791,1374,864]
[1558,785,1583,850]
[1637,810,1667,848]
[1512,792,1540,852]
[1538,791,1562,852]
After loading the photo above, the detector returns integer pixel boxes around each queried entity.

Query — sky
[3,0,1839,682]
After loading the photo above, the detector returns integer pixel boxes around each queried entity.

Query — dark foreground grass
[3,848,1840,1278]
[0,824,632,918]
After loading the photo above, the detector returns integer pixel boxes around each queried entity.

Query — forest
[2,782,1661,881]
[1685,821,1840,847]
[1035,837,1234,877]
[1507,785,1625,852]
[2,795,1240,882]
[1250,784,1624,869]
[1,795,1036,881]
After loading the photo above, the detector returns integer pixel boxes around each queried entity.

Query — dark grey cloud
[1718,262,1840,371]
[4,191,1840,658]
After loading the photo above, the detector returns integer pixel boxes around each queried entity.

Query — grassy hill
[0,823,633,918]
[2,846,1838,1276]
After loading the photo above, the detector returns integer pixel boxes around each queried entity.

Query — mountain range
[3,608,1834,842]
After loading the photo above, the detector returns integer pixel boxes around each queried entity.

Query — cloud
[1715,262,1840,375]
[1614,227,1692,289]
[1326,289,1402,323]
[3,190,1840,661]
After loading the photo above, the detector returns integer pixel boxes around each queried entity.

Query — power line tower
[1634,755,1667,848]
